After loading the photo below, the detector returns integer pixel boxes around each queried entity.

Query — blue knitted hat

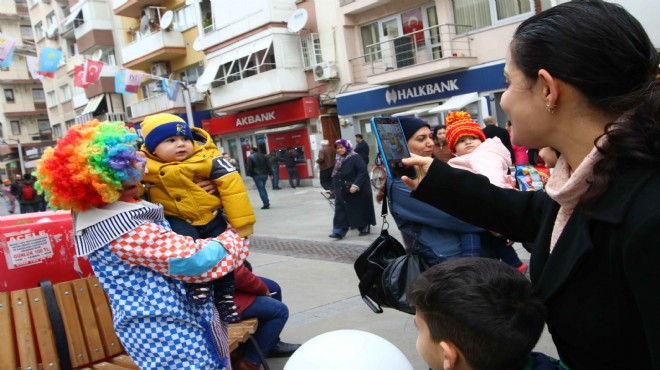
[141,113,193,153]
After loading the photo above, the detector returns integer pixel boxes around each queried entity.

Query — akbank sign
[337,62,505,116]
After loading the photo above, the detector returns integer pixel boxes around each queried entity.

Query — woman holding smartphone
[383,116,483,265]
[401,2,660,368]
[328,139,376,239]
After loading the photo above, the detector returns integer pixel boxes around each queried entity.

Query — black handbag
[354,189,419,314]
[381,250,429,314]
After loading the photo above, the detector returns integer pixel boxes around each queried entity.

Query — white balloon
[284,330,413,370]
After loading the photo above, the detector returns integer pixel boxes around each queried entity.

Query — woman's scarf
[544,142,602,251]
[332,151,357,177]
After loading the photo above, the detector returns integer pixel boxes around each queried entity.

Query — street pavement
[0,183,557,369]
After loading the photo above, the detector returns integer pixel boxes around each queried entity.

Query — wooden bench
[1,276,268,370]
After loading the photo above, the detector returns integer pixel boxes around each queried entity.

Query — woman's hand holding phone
[401,154,433,190]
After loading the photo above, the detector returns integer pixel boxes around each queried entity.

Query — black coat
[332,154,376,229]
[483,125,515,164]
[413,160,660,370]
[354,141,370,165]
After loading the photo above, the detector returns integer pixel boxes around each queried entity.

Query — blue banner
[115,72,130,94]
[0,46,15,69]
[37,47,64,74]
[337,62,505,116]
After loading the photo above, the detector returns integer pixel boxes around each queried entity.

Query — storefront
[336,62,508,164]
[202,97,321,180]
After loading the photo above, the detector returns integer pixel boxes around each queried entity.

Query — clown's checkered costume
[75,200,249,369]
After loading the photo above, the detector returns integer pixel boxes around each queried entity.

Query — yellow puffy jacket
[141,127,255,237]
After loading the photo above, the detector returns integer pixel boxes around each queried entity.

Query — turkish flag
[84,59,104,84]
[73,65,89,88]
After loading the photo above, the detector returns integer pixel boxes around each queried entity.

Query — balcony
[3,101,47,117]
[112,0,165,18]
[126,90,206,121]
[348,23,478,85]
[122,30,186,69]
[340,0,392,15]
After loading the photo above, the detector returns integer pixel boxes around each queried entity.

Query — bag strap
[39,280,73,370]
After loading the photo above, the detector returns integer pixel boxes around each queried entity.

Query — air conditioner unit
[313,61,338,82]
[151,62,171,77]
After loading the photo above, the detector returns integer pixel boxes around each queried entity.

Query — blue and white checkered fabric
[87,219,229,370]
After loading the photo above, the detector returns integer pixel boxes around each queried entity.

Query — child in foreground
[408,258,567,370]
[445,111,527,272]
[35,120,248,369]
[140,113,256,322]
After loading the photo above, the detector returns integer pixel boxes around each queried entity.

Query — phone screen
[371,117,417,179]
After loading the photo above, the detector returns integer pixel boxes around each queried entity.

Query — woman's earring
[545,101,557,114]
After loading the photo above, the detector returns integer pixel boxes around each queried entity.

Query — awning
[428,92,480,114]
[82,94,104,115]
[195,36,273,93]
[62,0,87,27]
[194,59,223,92]
[393,103,440,117]
[218,35,273,66]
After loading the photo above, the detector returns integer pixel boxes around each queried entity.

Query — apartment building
[112,0,210,129]
[193,0,338,183]
[0,0,44,179]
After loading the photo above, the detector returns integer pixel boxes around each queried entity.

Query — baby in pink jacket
[443,111,526,272]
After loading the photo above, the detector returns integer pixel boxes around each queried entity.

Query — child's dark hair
[408,258,546,370]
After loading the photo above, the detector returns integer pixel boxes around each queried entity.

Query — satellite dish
[91,49,103,61]
[160,11,174,30]
[192,35,204,52]
[286,8,308,33]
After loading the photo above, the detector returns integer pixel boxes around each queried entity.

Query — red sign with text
[203,97,320,135]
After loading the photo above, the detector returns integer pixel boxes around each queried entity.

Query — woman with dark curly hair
[400,2,660,369]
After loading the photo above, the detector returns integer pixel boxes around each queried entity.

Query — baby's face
[454,136,482,156]
[153,135,194,162]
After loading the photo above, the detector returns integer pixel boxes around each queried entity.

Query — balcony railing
[126,89,206,120]
[348,23,475,83]
[122,30,185,66]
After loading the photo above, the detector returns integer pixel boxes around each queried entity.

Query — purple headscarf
[334,139,353,153]
[332,139,357,177]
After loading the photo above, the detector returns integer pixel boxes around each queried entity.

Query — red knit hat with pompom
[445,111,486,152]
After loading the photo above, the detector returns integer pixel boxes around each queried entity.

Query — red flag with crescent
[84,59,104,84]
[73,65,89,88]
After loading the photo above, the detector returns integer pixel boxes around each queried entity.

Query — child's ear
[440,341,459,370]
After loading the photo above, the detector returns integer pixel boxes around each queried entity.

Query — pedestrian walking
[247,146,273,209]
[354,134,370,165]
[266,150,282,190]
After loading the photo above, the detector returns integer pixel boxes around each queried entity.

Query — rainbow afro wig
[35,120,145,212]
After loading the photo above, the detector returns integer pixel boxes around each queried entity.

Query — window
[4,89,15,102]
[540,0,570,11]
[68,42,78,58]
[38,119,52,140]
[65,119,75,130]
[20,25,33,39]
[180,63,204,84]
[47,90,57,107]
[53,123,62,138]
[301,33,322,69]
[35,22,44,40]
[210,43,275,87]
[173,5,195,31]
[10,120,21,135]
[59,85,71,102]
[32,88,45,102]
[47,12,57,28]
[452,0,533,32]
[360,22,380,62]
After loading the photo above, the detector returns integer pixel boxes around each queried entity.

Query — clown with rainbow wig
[36,120,248,370]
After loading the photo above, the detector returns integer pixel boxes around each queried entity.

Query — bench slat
[0,292,17,369]
[54,281,91,368]
[26,287,60,370]
[108,354,141,370]
[11,289,38,370]
[71,278,107,363]
[90,361,138,370]
[87,276,124,357]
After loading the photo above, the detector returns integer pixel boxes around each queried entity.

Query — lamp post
[0,138,25,176]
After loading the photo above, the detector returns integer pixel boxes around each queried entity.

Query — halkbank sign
[336,62,505,116]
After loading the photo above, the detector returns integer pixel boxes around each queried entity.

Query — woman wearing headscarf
[328,139,376,239]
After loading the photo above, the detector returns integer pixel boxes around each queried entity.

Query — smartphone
[370,117,417,179]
